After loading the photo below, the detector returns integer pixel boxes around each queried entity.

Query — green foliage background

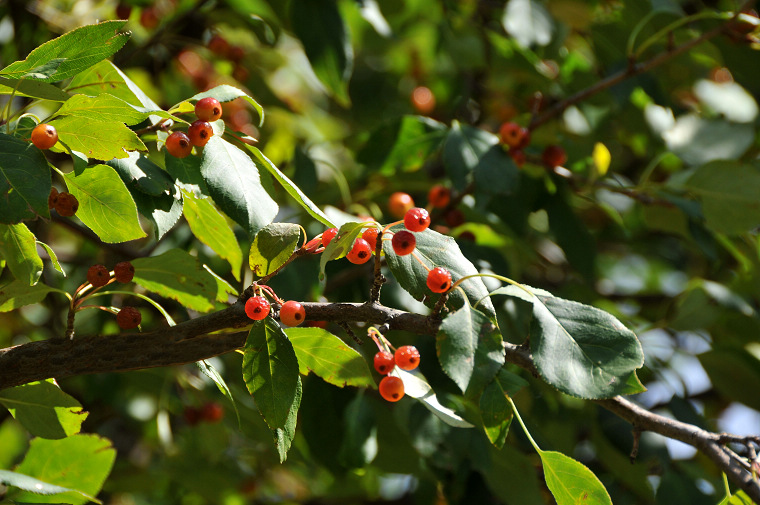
[1,0,760,504]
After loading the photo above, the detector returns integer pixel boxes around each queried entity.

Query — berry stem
[410,251,431,273]
[449,273,533,298]
[508,396,542,454]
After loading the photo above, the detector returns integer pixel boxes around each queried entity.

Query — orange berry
[388,192,415,218]
[31,123,58,150]
[379,376,405,402]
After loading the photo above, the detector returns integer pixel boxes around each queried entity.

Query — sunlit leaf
[0,279,58,312]
[391,369,474,428]
[0,470,100,503]
[51,116,145,160]
[539,450,612,505]
[0,223,43,285]
[0,380,87,439]
[249,222,300,278]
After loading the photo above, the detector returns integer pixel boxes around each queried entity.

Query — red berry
[245,296,270,320]
[374,351,395,375]
[228,46,245,63]
[347,238,372,264]
[542,145,567,168]
[115,2,132,19]
[426,267,452,293]
[184,406,201,426]
[499,122,530,149]
[322,227,338,247]
[411,86,436,115]
[114,261,135,283]
[165,131,192,158]
[195,97,223,122]
[116,306,141,329]
[48,187,59,209]
[379,376,405,402]
[188,120,213,147]
[87,264,111,287]
[280,300,306,327]
[394,345,420,371]
[361,228,380,252]
[54,192,79,217]
[31,123,58,150]
[404,207,431,232]
[201,402,224,423]
[139,6,159,29]
[388,192,415,218]
[427,185,451,208]
[207,34,230,57]
[391,230,416,256]
[444,208,465,228]
[511,149,526,168]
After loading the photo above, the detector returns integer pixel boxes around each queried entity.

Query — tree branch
[1,301,758,500]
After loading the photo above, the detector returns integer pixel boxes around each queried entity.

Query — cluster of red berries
[48,187,79,217]
[165,97,222,158]
[374,345,420,402]
[184,402,224,425]
[498,121,568,169]
[245,297,306,327]
[86,261,135,287]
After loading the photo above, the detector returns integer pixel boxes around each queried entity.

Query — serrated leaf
[683,160,760,235]
[53,93,149,125]
[318,221,367,282]
[0,470,99,503]
[0,132,51,223]
[286,327,375,388]
[382,225,496,316]
[130,188,183,240]
[182,190,242,281]
[0,280,57,312]
[63,163,146,243]
[539,450,612,505]
[12,434,115,505]
[443,121,518,195]
[504,286,644,399]
[437,305,504,394]
[106,151,174,196]
[0,380,87,439]
[480,369,528,448]
[196,360,241,427]
[200,136,277,237]
[51,116,146,160]
[0,223,43,285]
[0,76,71,101]
[36,241,65,277]
[247,145,335,228]
[188,85,264,126]
[502,0,554,48]
[290,0,353,105]
[0,21,129,83]
[391,369,474,428]
[242,318,301,461]
[131,250,218,312]
[249,222,300,278]
[203,264,238,303]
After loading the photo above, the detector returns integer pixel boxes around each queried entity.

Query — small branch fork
[0,300,758,500]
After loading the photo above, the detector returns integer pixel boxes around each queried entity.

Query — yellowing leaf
[593,142,610,176]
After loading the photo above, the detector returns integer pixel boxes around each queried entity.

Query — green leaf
[0,76,71,101]
[318,221,367,282]
[51,116,146,160]
[392,369,474,428]
[63,163,146,243]
[0,20,129,83]
[0,380,87,439]
[165,149,208,195]
[0,280,57,312]
[130,189,183,240]
[286,327,376,388]
[65,60,159,112]
[36,241,65,277]
[11,434,115,505]
[131,250,219,312]
[437,305,504,394]
[0,223,43,285]
[699,347,760,411]
[382,225,496,317]
[683,160,760,235]
[188,84,264,126]
[53,93,150,125]
[480,369,528,448]
[290,0,353,105]
[502,0,554,48]
[539,450,612,505]
[199,136,278,237]
[358,115,447,175]
[0,470,100,503]
[182,190,242,281]
[718,491,754,505]
[247,145,335,228]
[203,264,238,303]
[338,394,378,468]
[663,115,754,165]
[443,121,518,195]
[242,318,301,462]
[504,286,644,399]
[0,132,51,224]
[249,222,300,278]
[106,151,174,196]
[196,360,241,427]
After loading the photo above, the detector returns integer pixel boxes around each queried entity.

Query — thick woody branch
[1,302,758,500]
